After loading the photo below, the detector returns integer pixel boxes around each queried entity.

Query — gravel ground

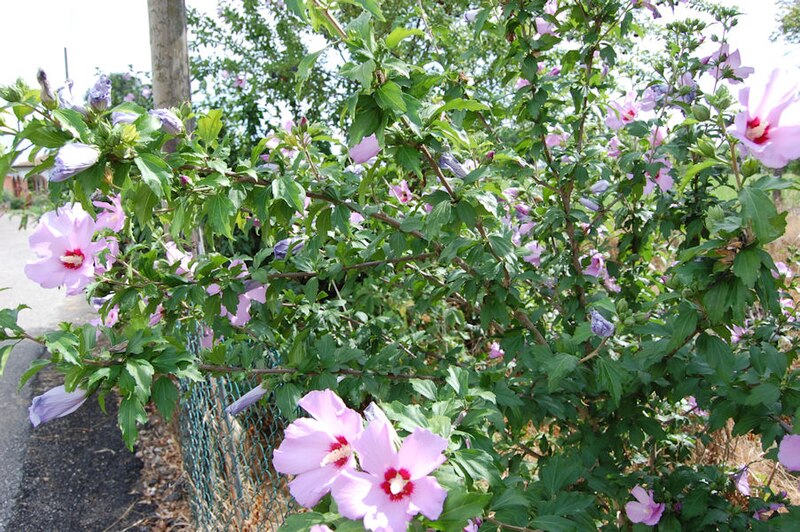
[4,367,155,532]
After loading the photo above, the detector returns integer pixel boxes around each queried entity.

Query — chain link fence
[178,374,294,530]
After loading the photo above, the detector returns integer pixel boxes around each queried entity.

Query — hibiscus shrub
[3,0,800,529]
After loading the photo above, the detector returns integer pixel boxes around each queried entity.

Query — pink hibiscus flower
[730,69,800,168]
[350,134,380,164]
[273,390,365,508]
[389,180,413,204]
[625,485,665,526]
[332,418,448,531]
[25,203,105,296]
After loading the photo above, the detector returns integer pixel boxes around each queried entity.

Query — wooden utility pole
[147,0,191,108]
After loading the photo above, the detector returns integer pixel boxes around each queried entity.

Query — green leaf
[273,174,307,212]
[679,159,721,190]
[196,109,224,144]
[0,343,14,376]
[18,358,51,391]
[595,357,626,406]
[667,306,698,351]
[544,353,579,391]
[745,382,780,406]
[452,449,501,485]
[280,513,326,531]
[530,516,577,532]
[375,81,407,112]
[119,396,148,450]
[44,330,80,365]
[437,489,492,530]
[352,0,385,21]
[425,200,451,237]
[410,379,437,400]
[733,248,761,288]
[134,153,172,199]
[695,333,734,381]
[205,194,236,238]
[340,59,376,88]
[385,27,423,48]
[52,108,91,141]
[434,98,490,116]
[125,359,154,402]
[396,145,422,177]
[539,454,582,497]
[151,377,179,421]
[739,187,785,243]
[295,48,326,95]
[446,366,470,397]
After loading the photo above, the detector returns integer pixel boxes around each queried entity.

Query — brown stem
[486,517,542,532]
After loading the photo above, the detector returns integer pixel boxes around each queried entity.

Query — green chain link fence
[178,346,295,530]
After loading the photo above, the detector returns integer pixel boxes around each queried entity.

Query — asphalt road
[0,213,90,531]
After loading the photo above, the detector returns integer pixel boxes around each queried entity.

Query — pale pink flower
[778,434,800,471]
[730,324,748,344]
[488,341,504,359]
[705,44,754,84]
[90,304,119,329]
[25,203,104,296]
[583,252,605,278]
[349,134,380,164]
[332,419,448,531]
[165,241,194,276]
[93,194,125,232]
[93,236,119,275]
[685,396,708,417]
[649,126,666,148]
[523,241,545,267]
[606,93,640,130]
[273,390,365,508]
[535,17,557,37]
[608,137,622,158]
[544,0,558,15]
[732,466,751,496]
[730,69,800,168]
[224,281,267,327]
[772,261,793,281]
[545,131,568,147]
[309,526,333,532]
[389,180,413,204]
[515,78,531,90]
[625,485,665,526]
[149,303,165,327]
[350,212,365,226]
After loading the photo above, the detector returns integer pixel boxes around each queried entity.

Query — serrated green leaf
[134,153,172,199]
[119,395,148,450]
[437,489,492,530]
[375,81,406,112]
[739,187,785,243]
[205,194,236,238]
[151,377,179,421]
[732,247,761,288]
[196,109,224,144]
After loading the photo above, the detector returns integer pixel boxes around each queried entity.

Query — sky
[0,0,797,101]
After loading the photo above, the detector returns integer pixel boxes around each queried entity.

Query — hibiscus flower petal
[397,428,447,479]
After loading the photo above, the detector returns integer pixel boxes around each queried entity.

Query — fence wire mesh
[178,373,294,531]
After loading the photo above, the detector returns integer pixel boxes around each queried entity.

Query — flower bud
[50,143,101,182]
[590,310,614,338]
[36,69,58,110]
[149,108,184,135]
[88,74,112,112]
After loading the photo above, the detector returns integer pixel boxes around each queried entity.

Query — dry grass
[693,422,800,505]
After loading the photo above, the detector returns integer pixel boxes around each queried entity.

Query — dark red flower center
[381,467,414,501]
[322,435,352,468]
[60,249,85,270]
[746,117,770,145]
